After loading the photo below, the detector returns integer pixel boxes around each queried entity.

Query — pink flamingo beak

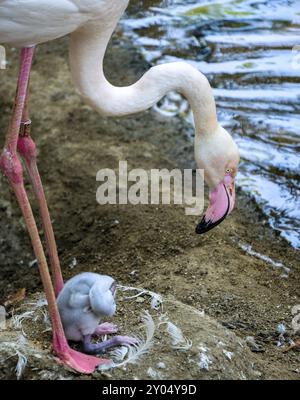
[196,173,235,234]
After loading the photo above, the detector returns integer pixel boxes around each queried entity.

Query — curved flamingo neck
[69,8,218,137]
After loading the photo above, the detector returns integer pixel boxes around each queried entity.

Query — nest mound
[0,287,281,380]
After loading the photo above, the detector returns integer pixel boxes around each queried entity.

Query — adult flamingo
[0,0,240,373]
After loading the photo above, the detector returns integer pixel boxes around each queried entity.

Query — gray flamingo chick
[57,272,136,354]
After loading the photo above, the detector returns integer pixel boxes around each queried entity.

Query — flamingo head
[195,124,240,234]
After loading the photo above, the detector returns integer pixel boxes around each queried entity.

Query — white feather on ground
[7,286,193,374]
[14,350,28,379]
[2,298,51,379]
[165,321,193,351]
[11,297,50,336]
[198,352,212,371]
[104,311,155,370]
[117,285,163,311]
[11,311,35,336]
[157,312,192,351]
[0,334,28,379]
[109,345,128,362]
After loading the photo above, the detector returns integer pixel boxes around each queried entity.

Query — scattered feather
[0,334,29,379]
[167,322,184,345]
[110,346,128,362]
[121,290,147,300]
[11,311,35,336]
[102,311,155,370]
[198,352,212,370]
[223,350,234,361]
[28,259,37,268]
[27,298,48,309]
[198,344,208,353]
[151,293,163,310]
[69,257,77,269]
[15,350,28,379]
[118,285,163,311]
[11,297,50,336]
[166,321,192,351]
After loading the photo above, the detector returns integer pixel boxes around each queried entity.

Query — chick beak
[110,282,117,297]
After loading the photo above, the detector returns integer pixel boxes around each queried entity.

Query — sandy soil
[0,37,299,380]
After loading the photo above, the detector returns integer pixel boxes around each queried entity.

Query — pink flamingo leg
[11,180,110,373]
[0,47,111,373]
[17,91,64,296]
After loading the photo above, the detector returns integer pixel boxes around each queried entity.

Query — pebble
[157,362,166,369]
[136,297,145,303]
[277,323,286,335]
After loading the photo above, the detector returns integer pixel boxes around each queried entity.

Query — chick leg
[83,335,137,355]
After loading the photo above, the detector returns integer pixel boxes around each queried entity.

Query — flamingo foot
[53,333,112,374]
[55,346,112,374]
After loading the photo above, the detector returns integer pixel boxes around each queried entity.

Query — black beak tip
[196,213,229,234]
[196,184,231,235]
[110,282,117,296]
[195,216,211,234]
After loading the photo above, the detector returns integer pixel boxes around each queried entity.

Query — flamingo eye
[226,168,232,174]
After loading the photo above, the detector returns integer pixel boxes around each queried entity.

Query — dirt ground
[0,37,299,380]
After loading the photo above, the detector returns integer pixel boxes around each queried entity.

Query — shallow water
[122,0,300,248]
